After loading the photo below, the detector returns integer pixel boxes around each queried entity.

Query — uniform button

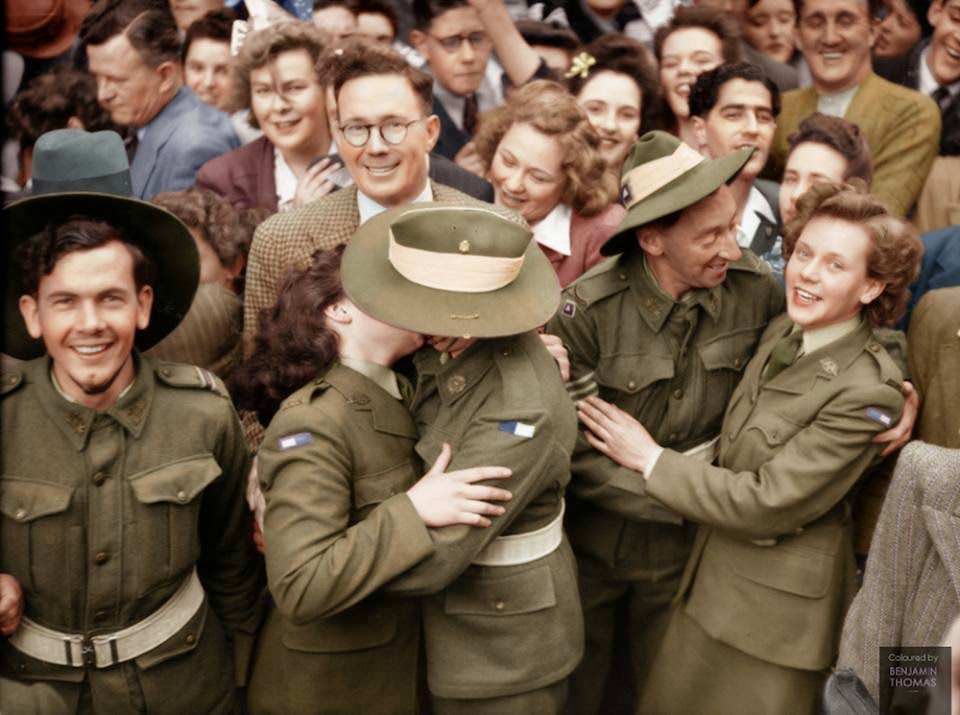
[501,347,512,357]
[868,343,880,352]
[93,610,109,622]
[94,552,109,565]
[627,380,637,390]
[93,472,108,487]
[669,433,678,442]
[734,357,743,369]
[185,633,196,644]
[493,600,505,611]
[176,490,188,503]
[672,389,683,399]
[14,508,27,521]
[5,375,16,386]
[619,272,627,281]
[160,368,173,378]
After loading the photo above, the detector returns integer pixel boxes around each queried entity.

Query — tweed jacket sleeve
[908,287,960,448]
[837,442,960,701]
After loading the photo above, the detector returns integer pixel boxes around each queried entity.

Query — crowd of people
[1,0,959,713]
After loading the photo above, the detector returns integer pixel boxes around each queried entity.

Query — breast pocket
[352,460,418,518]
[0,477,74,595]
[698,327,758,398]
[127,454,221,592]
[595,353,674,413]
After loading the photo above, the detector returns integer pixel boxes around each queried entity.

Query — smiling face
[185,38,233,110]
[249,49,328,161]
[928,0,960,86]
[413,7,492,97]
[694,78,776,180]
[875,0,923,58]
[639,185,742,298]
[659,27,725,120]
[576,70,643,171]
[779,141,850,224]
[743,0,797,64]
[19,241,153,410]
[785,215,882,330]
[488,122,566,224]
[797,0,876,94]
[336,73,439,207]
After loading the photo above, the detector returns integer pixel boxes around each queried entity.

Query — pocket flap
[595,353,673,394]
[281,601,399,653]
[0,478,73,522]
[128,454,221,505]
[444,565,557,616]
[698,329,759,372]
[730,543,831,598]
[353,462,417,509]
[746,414,803,448]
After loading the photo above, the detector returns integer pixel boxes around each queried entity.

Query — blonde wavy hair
[472,80,617,217]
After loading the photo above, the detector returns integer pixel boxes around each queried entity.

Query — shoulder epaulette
[864,339,905,389]
[727,249,768,275]
[569,256,630,308]
[1,371,24,397]
[278,380,330,412]
[155,363,230,399]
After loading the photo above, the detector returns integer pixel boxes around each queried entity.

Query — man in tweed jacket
[243,43,521,355]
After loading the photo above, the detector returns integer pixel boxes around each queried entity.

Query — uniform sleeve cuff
[385,493,436,563]
[643,446,665,480]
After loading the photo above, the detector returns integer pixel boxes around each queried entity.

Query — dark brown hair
[782,182,922,327]
[80,0,181,68]
[688,62,782,118]
[319,41,434,115]
[653,5,742,66]
[472,80,617,216]
[786,113,873,184]
[181,8,235,63]
[18,217,156,298]
[230,247,345,423]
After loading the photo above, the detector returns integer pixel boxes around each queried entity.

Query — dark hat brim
[341,204,561,338]
[600,147,753,256]
[3,192,199,360]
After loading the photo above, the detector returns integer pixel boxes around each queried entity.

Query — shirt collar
[801,314,862,356]
[433,80,466,131]
[737,185,777,248]
[274,149,298,212]
[339,357,402,399]
[628,252,722,333]
[356,179,433,224]
[431,60,505,131]
[816,84,859,118]
[533,203,573,256]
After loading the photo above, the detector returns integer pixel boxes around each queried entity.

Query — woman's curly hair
[471,80,617,217]
[230,247,345,424]
[782,181,923,327]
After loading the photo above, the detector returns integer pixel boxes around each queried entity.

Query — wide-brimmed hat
[3,129,199,360]
[5,0,90,59]
[342,204,559,338]
[600,131,753,256]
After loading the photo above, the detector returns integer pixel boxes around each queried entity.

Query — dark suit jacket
[747,179,782,258]
[742,42,799,93]
[131,86,239,199]
[901,225,960,328]
[195,136,494,211]
[875,40,960,155]
[431,96,471,161]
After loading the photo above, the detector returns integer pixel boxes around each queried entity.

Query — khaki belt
[472,500,565,567]
[684,436,720,463]
[9,569,204,668]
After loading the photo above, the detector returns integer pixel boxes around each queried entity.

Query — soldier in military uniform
[342,205,583,714]
[0,129,263,714]
[577,181,923,713]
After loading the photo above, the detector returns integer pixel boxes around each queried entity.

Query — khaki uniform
[640,314,904,714]
[545,250,784,713]
[249,362,434,715]
[384,333,582,713]
[0,355,262,714]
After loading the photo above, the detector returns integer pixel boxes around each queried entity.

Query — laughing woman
[472,80,623,287]
[577,182,922,714]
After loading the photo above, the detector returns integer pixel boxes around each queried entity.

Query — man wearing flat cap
[0,129,263,714]
[341,204,582,713]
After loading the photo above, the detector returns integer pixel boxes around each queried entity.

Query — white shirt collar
[816,84,859,118]
[801,314,862,356]
[532,203,574,256]
[356,180,434,224]
[920,46,960,98]
[274,149,298,212]
[736,185,777,248]
[431,58,505,131]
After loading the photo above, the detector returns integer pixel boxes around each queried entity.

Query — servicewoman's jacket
[255,362,435,714]
[646,314,905,672]
[384,332,583,701]
[546,250,785,575]
[0,354,263,715]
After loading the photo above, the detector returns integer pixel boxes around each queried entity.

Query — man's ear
[637,227,664,256]
[66,116,85,129]
[410,29,429,58]
[691,115,709,155]
[423,114,441,152]
[136,285,154,330]
[155,60,180,95]
[18,294,42,339]
[323,299,352,324]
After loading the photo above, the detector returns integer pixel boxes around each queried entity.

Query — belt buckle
[81,638,97,668]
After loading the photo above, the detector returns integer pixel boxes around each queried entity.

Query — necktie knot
[763,329,802,383]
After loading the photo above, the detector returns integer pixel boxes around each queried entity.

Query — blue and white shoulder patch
[277,432,314,450]
[865,407,893,428]
[499,420,536,438]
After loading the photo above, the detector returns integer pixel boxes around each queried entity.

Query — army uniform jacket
[646,315,904,671]
[384,333,583,700]
[0,355,262,715]
[546,250,784,575]
[256,363,434,714]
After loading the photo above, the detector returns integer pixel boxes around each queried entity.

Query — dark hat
[600,131,753,256]
[342,204,560,338]
[4,0,89,59]
[3,129,199,360]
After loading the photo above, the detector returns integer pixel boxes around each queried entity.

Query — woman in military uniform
[233,247,513,715]
[341,204,583,714]
[577,182,923,714]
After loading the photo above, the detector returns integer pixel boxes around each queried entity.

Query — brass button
[93,472,108,487]
[446,375,467,394]
[619,272,627,281]
[94,552,109,565]
[734,357,743,369]
[5,375,16,386]
[160,368,173,377]
[494,600,505,611]
[868,343,880,352]
[177,490,188,503]
[627,380,637,390]
[501,347,512,357]
[672,389,683,400]
[14,508,27,521]
[458,240,470,253]
[669,432,678,442]
[185,633,196,644]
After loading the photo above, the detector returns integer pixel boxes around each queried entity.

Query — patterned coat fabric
[908,286,960,449]
[767,72,941,217]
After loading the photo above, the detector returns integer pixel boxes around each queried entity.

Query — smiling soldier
[0,129,262,714]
